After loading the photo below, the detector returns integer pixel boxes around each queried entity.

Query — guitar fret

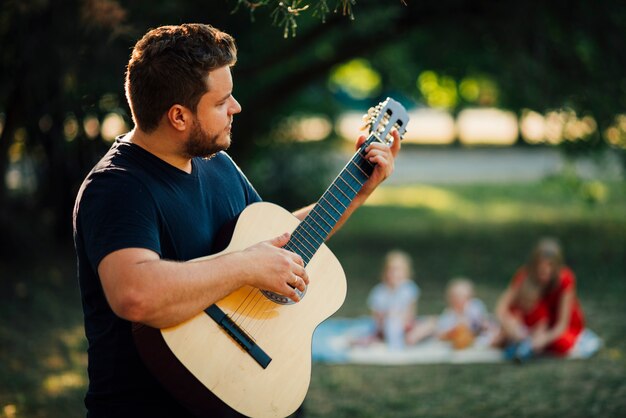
[311,207,334,230]
[292,228,317,255]
[350,159,370,178]
[304,215,330,240]
[278,103,406,269]
[301,218,326,242]
[331,182,353,203]
[286,235,314,262]
[294,229,318,257]
[344,165,365,186]
[337,175,359,196]
[357,150,375,167]
[319,201,339,223]
[298,223,320,248]
[351,152,374,176]
[319,195,342,220]
[326,190,348,210]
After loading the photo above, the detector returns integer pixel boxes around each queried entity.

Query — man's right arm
[98,232,309,329]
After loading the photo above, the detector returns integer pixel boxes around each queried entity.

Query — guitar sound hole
[261,285,307,305]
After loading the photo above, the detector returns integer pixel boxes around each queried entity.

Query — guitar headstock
[363,97,409,145]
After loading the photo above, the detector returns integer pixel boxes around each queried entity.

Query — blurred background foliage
[1,0,626,254]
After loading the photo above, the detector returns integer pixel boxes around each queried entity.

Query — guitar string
[226,136,381,338]
[231,286,262,323]
[245,236,317,334]
[316,200,339,223]
[237,181,360,333]
[232,232,317,324]
[248,214,326,334]
[330,181,352,202]
[301,217,326,242]
[239,289,270,331]
[245,237,312,335]
[304,213,331,240]
[248,178,368,335]
[236,160,362,324]
[229,212,322,330]
[310,207,334,231]
[230,220,317,328]
[249,236,313,335]
[242,199,345,332]
[220,118,399,343]
[320,195,343,218]
[290,229,316,260]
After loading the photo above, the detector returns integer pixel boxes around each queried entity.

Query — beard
[183,118,231,158]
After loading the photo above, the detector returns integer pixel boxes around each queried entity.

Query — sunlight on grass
[43,371,85,396]
[362,182,622,225]
[58,325,87,349]
[2,404,17,418]
[40,325,88,397]
[365,184,460,211]
[365,184,529,223]
[0,181,623,418]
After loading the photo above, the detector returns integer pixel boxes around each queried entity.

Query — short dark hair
[125,23,237,132]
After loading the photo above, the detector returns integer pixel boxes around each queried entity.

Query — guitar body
[158,202,347,417]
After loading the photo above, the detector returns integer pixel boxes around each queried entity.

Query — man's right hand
[241,232,309,302]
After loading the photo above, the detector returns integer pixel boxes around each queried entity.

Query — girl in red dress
[495,238,585,360]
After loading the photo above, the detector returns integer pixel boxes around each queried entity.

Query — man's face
[183,65,241,158]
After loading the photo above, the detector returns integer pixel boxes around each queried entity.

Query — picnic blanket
[311,317,602,365]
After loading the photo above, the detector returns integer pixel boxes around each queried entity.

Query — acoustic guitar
[133,97,409,417]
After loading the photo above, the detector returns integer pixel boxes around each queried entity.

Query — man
[73,23,400,417]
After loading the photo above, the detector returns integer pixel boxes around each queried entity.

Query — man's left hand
[355,129,401,198]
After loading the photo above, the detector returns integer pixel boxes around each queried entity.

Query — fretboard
[284,135,379,265]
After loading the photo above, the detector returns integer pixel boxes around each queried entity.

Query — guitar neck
[285,134,380,266]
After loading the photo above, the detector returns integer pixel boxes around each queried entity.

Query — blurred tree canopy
[0,0,625,253]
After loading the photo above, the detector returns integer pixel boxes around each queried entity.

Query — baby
[436,277,491,349]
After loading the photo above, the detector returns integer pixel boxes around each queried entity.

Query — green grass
[1,178,625,418]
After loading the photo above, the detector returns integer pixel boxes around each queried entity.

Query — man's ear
[166,105,191,132]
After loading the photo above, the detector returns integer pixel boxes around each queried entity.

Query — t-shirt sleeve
[367,284,386,312]
[77,171,161,272]
[401,281,419,306]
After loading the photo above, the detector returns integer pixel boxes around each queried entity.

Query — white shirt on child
[367,281,420,315]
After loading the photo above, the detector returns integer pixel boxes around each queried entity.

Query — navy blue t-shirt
[73,137,261,416]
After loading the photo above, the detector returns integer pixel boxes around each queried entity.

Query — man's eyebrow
[218,92,232,102]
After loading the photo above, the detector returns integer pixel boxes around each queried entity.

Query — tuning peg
[393,122,405,136]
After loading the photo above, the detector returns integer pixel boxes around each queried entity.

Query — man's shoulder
[91,138,142,172]
[74,140,154,213]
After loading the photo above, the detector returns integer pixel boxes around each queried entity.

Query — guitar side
[160,202,347,418]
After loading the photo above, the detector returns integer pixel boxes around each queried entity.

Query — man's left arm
[292,130,401,236]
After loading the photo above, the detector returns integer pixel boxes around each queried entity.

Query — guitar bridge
[204,304,272,369]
